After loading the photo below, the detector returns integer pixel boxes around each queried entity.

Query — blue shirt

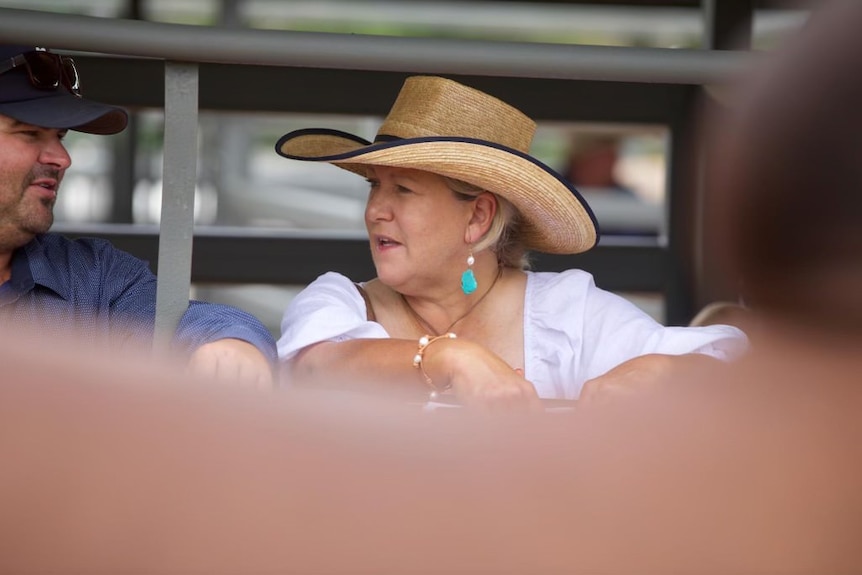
[0,233,277,360]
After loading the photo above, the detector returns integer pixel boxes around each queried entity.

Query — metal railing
[0,6,753,337]
[0,7,749,82]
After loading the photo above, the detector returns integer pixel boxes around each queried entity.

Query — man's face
[0,113,71,251]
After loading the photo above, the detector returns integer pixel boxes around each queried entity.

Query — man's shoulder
[32,233,138,262]
[35,233,114,250]
[31,232,132,255]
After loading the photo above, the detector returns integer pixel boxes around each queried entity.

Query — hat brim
[276,129,599,254]
[0,91,127,135]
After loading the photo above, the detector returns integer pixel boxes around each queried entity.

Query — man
[0,44,276,385]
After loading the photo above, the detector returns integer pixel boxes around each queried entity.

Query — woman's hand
[423,338,540,411]
[579,353,719,406]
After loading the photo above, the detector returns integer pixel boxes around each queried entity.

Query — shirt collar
[13,235,69,300]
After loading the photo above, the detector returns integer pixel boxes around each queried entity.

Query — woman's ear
[465,192,498,243]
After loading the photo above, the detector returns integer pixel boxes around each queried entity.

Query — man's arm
[89,238,276,385]
[179,301,277,387]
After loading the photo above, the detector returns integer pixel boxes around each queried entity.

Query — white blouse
[278,270,747,399]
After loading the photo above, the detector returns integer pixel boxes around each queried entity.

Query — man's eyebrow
[7,119,35,129]
[8,119,54,131]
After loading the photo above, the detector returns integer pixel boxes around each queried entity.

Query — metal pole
[703,0,754,50]
[107,0,146,224]
[153,61,199,352]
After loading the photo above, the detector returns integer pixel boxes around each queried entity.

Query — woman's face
[364,166,475,294]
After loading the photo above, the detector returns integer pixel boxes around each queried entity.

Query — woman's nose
[365,187,393,221]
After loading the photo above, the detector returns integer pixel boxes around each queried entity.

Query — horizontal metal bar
[52,224,667,292]
[0,7,751,84]
[74,55,693,123]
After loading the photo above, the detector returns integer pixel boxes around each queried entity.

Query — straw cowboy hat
[275,75,599,254]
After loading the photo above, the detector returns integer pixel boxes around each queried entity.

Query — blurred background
[0,0,810,336]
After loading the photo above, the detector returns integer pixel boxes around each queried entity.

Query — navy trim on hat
[275,131,600,238]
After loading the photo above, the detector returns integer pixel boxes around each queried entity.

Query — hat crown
[377,76,536,153]
[274,75,599,254]
[0,43,128,134]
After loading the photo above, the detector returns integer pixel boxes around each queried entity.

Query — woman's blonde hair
[443,176,530,269]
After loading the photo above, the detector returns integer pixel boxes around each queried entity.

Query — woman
[275,76,745,407]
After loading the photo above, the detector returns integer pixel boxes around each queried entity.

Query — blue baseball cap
[0,44,127,135]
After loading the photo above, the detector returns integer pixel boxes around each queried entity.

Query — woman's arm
[579,353,724,406]
[283,338,429,397]
[284,336,539,409]
[279,272,538,408]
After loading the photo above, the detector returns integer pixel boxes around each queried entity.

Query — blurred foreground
[4,1,862,571]
[1,321,860,573]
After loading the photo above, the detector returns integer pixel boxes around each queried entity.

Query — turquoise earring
[461,251,477,295]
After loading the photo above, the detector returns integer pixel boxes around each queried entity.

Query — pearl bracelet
[412,332,457,397]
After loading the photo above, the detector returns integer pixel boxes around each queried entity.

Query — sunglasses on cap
[0,48,81,97]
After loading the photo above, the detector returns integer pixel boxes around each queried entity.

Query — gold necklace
[401,266,503,336]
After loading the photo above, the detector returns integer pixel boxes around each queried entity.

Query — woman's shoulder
[525,268,599,295]
[523,269,599,324]
[309,271,356,289]
[290,271,365,311]
[524,268,642,321]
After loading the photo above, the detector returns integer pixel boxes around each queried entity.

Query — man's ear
[465,192,498,243]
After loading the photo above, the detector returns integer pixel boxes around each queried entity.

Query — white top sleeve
[277,271,389,362]
[524,270,748,399]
